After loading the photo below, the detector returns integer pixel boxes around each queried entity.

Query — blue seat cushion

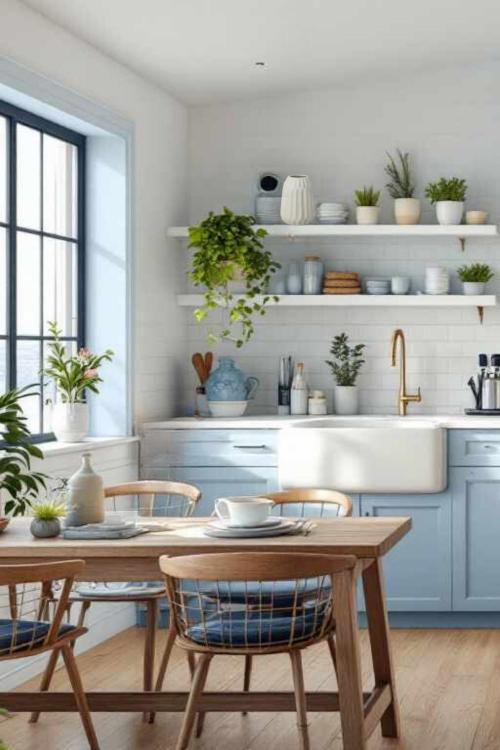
[197,579,331,608]
[0,619,76,653]
[186,608,327,648]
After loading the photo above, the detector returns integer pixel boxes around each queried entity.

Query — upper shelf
[168,224,499,239]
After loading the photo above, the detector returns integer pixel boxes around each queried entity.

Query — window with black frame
[0,101,85,439]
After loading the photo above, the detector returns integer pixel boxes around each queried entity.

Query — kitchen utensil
[215,496,274,527]
[204,352,213,378]
[278,355,292,415]
[192,353,207,384]
[0,517,9,534]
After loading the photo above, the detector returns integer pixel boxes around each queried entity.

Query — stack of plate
[255,196,282,224]
[365,277,391,295]
[425,266,449,295]
[316,202,349,224]
[204,516,301,538]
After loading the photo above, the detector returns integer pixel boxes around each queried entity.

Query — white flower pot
[51,402,89,442]
[463,282,486,296]
[356,206,379,225]
[333,386,359,415]
[435,201,464,226]
[280,175,315,225]
[394,198,421,225]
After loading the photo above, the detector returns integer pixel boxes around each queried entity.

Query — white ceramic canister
[308,390,327,415]
[280,175,315,225]
[303,256,323,295]
[65,452,105,527]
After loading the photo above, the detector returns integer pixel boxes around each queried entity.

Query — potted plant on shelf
[425,177,467,225]
[42,322,114,443]
[457,263,494,295]
[325,333,366,415]
[385,149,420,225]
[0,386,46,530]
[188,207,280,348]
[30,498,66,539]
[354,187,380,225]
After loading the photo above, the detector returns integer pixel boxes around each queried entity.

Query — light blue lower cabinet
[165,466,280,516]
[359,493,452,612]
[451,466,500,611]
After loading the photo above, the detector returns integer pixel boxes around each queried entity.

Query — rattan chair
[31,480,201,724]
[158,551,357,750]
[0,559,99,749]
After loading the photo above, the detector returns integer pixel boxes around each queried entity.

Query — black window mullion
[7,114,16,389]
[77,141,85,348]
[39,133,44,432]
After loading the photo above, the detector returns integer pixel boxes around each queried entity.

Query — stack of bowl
[365,277,391,295]
[425,267,449,295]
[316,202,349,224]
[255,196,282,224]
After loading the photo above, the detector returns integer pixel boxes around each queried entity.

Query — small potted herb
[354,187,380,225]
[425,177,467,225]
[188,207,280,347]
[385,149,420,225]
[325,333,366,415]
[30,498,66,539]
[457,263,494,295]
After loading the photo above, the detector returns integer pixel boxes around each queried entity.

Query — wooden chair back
[263,489,353,518]
[105,480,201,518]
[159,552,356,654]
[0,560,84,660]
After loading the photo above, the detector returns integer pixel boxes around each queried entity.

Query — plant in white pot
[42,322,114,442]
[457,263,494,295]
[326,333,366,415]
[425,177,467,225]
[354,186,380,225]
[385,149,420,225]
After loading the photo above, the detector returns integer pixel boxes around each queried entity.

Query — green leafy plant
[385,149,415,199]
[354,186,380,207]
[325,333,366,387]
[0,386,46,517]
[42,322,114,403]
[425,177,467,203]
[188,207,280,348]
[0,706,9,750]
[457,263,494,283]
[31,498,66,521]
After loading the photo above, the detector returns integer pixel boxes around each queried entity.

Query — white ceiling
[21,0,500,105]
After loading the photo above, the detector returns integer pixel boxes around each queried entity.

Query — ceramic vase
[333,386,359,415]
[205,357,259,401]
[394,198,421,225]
[30,518,61,538]
[463,282,486,295]
[65,452,105,527]
[280,175,315,225]
[51,402,89,442]
[356,206,379,225]
[435,201,464,226]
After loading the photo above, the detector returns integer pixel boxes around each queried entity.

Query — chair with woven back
[0,559,99,749]
[30,479,201,725]
[158,550,360,750]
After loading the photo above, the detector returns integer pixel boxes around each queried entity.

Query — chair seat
[186,608,327,648]
[198,579,331,607]
[0,619,76,653]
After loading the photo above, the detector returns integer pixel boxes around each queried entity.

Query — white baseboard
[0,602,136,690]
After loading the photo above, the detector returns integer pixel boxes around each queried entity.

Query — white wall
[186,63,500,415]
[1,0,189,425]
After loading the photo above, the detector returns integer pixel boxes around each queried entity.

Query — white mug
[215,496,274,527]
[391,276,410,295]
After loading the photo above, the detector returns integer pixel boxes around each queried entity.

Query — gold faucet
[390,328,422,416]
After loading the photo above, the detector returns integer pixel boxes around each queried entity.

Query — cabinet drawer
[142,429,278,468]
[449,430,500,466]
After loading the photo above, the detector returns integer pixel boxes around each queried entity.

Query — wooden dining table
[0,515,411,749]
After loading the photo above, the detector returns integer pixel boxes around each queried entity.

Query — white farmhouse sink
[279,418,446,493]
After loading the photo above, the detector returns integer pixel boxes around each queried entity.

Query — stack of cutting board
[323,271,361,294]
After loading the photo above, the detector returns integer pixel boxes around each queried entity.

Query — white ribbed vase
[280,175,315,225]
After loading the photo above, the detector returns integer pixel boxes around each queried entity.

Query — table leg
[362,557,400,738]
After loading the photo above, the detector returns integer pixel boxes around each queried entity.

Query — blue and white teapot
[205,357,259,415]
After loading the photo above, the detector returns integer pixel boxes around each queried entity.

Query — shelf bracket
[459,236,466,252]
[477,305,485,324]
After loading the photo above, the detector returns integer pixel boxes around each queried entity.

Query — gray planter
[30,518,61,538]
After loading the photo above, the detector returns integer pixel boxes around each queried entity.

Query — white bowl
[208,401,248,418]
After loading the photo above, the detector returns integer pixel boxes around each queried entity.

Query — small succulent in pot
[425,177,467,225]
[354,186,381,226]
[30,499,66,538]
[384,149,420,225]
[326,333,366,415]
[457,263,494,296]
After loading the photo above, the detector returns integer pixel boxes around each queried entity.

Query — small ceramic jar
[308,390,328,415]
[303,256,323,295]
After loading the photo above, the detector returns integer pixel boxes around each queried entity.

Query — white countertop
[142,415,500,430]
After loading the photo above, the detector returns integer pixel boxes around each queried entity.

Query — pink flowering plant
[42,322,114,404]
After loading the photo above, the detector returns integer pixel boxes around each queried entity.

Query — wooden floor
[3,627,500,749]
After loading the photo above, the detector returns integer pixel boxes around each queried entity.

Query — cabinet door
[451,467,500,610]
[157,467,280,517]
[360,493,452,611]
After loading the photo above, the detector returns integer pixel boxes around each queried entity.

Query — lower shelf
[178,293,497,309]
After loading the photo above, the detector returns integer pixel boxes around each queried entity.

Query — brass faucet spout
[390,328,422,416]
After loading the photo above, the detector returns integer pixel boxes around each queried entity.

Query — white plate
[210,516,292,531]
[204,521,301,538]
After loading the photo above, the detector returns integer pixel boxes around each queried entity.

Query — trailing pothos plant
[188,208,280,347]
[0,386,46,517]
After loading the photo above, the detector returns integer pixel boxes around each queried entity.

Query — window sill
[39,436,139,458]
